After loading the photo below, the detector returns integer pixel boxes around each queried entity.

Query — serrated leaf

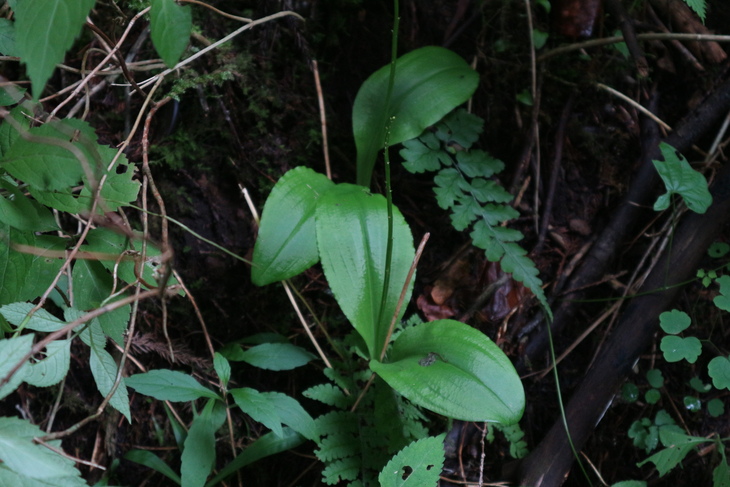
[468,178,513,204]
[0,334,33,400]
[321,456,361,484]
[231,388,316,440]
[370,320,524,423]
[0,302,65,332]
[437,109,483,149]
[456,150,504,178]
[235,342,316,370]
[24,339,70,387]
[652,142,712,214]
[354,46,478,186]
[316,184,415,359]
[0,417,83,480]
[15,0,95,98]
[433,168,463,209]
[150,0,192,68]
[0,223,34,304]
[126,369,221,402]
[0,179,57,231]
[303,383,351,409]
[379,434,445,487]
[0,18,17,58]
[683,0,706,21]
[713,275,730,312]
[637,428,707,476]
[708,356,730,390]
[660,336,702,363]
[252,166,334,286]
[181,399,226,487]
[400,134,452,174]
[659,309,692,334]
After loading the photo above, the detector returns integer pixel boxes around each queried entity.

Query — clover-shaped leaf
[659,310,691,334]
[660,336,702,363]
[713,275,730,312]
[708,356,730,391]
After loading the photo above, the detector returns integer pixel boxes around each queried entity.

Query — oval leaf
[126,369,221,402]
[252,167,334,286]
[354,46,479,186]
[236,342,316,371]
[150,0,192,68]
[370,320,524,424]
[316,184,415,359]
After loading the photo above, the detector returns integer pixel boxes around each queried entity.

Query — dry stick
[135,11,304,89]
[282,280,334,370]
[47,6,151,120]
[538,32,730,63]
[312,59,331,180]
[604,0,649,77]
[35,438,107,470]
[178,0,252,22]
[595,83,672,131]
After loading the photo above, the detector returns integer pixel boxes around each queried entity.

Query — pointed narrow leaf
[316,184,415,359]
[235,342,316,370]
[252,167,335,285]
[354,46,478,186]
[126,369,221,402]
[181,400,226,487]
[124,449,182,485]
[150,0,192,68]
[370,320,524,423]
[15,0,95,98]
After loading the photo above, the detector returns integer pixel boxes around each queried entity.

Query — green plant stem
[375,0,400,352]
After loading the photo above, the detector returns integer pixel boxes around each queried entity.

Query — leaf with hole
[316,183,415,359]
[252,166,334,286]
[652,142,712,214]
[354,46,478,186]
[378,434,445,487]
[370,320,524,423]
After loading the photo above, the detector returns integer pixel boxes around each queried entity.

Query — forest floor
[3,0,730,486]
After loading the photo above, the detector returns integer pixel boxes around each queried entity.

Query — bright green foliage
[251,167,334,286]
[213,353,231,388]
[637,428,707,476]
[378,434,445,487]
[126,369,222,402]
[354,46,479,186]
[14,0,95,98]
[150,0,193,68]
[660,335,702,363]
[400,108,550,315]
[659,309,691,334]
[0,417,86,485]
[652,142,712,214]
[628,410,681,454]
[708,242,730,258]
[228,342,316,371]
[370,319,524,423]
[713,275,730,312]
[708,356,730,390]
[0,18,17,57]
[316,184,415,359]
[493,423,529,459]
[683,0,707,21]
[180,400,226,487]
[230,388,317,439]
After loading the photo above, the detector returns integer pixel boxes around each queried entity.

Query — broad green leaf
[0,179,57,231]
[252,166,334,286]
[713,275,730,312]
[652,142,712,214]
[0,18,17,57]
[126,369,221,402]
[0,417,83,480]
[205,428,305,487]
[637,428,707,476]
[714,458,730,487]
[708,356,730,390]
[0,104,31,157]
[660,336,702,363]
[15,0,95,98]
[0,223,34,305]
[659,309,691,334]
[78,316,131,422]
[316,184,415,359]
[0,302,65,332]
[24,339,71,387]
[181,400,226,487]
[213,352,230,388]
[370,320,524,423]
[378,434,445,487]
[0,334,33,400]
[354,46,478,186]
[124,449,181,485]
[150,0,193,68]
[230,388,316,440]
[235,342,316,371]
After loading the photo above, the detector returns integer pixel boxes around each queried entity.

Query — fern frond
[321,456,361,484]
[399,108,550,315]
